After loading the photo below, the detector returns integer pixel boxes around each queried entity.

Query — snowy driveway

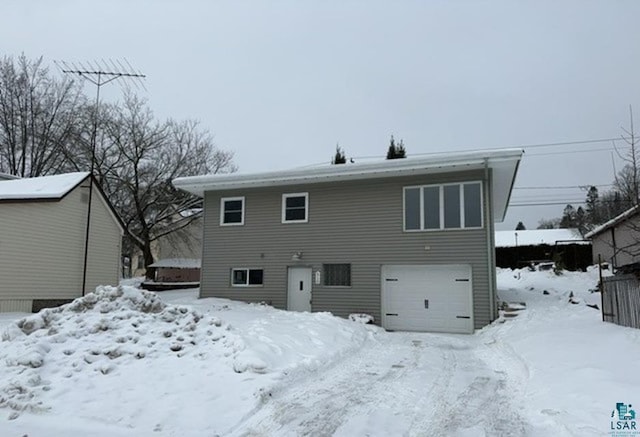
[229,331,530,437]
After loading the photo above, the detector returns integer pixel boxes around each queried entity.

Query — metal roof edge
[174,148,524,196]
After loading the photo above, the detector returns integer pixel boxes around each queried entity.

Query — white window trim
[281,192,309,223]
[403,182,483,232]
[231,267,264,287]
[220,196,245,226]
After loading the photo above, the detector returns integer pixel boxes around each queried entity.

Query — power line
[514,184,614,190]
[347,135,633,161]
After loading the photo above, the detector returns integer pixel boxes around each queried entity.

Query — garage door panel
[381,264,473,334]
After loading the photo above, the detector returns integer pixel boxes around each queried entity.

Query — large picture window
[282,193,309,223]
[231,268,263,286]
[220,197,245,226]
[404,182,483,231]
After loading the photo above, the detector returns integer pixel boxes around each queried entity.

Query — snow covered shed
[142,258,201,291]
[0,172,124,312]
[174,149,523,334]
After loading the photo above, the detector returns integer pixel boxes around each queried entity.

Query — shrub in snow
[348,313,375,324]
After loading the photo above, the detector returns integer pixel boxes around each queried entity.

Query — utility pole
[56,60,145,296]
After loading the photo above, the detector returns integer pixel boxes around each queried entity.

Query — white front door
[288,267,312,312]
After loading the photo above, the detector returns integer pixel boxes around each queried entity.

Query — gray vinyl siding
[0,181,122,308]
[201,170,495,329]
[0,300,31,312]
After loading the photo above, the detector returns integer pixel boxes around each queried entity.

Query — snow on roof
[179,208,203,218]
[584,205,640,239]
[173,148,524,222]
[148,258,201,269]
[0,172,20,180]
[495,229,587,248]
[0,172,89,201]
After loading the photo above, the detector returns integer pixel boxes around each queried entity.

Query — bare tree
[82,94,235,276]
[0,54,84,177]
[613,105,640,205]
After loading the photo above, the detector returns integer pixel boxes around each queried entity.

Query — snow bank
[488,266,639,436]
[0,286,374,435]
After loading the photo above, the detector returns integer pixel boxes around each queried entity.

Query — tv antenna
[56,59,146,296]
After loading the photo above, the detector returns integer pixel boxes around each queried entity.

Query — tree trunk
[142,243,155,280]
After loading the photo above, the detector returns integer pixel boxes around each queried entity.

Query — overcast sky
[2,1,640,230]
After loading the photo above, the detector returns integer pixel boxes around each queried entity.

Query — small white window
[282,192,309,223]
[220,197,245,226]
[231,268,263,286]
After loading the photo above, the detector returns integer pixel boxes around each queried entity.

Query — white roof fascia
[0,172,90,200]
[585,205,639,238]
[173,148,523,223]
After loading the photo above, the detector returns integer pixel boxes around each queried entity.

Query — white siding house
[0,172,124,312]
[586,206,640,269]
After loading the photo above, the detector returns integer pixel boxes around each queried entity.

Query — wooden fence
[601,274,640,329]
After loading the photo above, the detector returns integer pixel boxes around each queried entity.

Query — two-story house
[173,149,523,333]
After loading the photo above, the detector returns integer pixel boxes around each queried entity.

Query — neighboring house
[129,210,202,278]
[586,205,640,270]
[142,258,201,291]
[0,172,124,312]
[495,229,591,270]
[174,149,523,334]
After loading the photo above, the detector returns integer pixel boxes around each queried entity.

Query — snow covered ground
[1,267,638,436]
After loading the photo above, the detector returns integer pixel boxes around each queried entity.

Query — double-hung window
[282,193,309,223]
[220,197,244,226]
[231,268,263,286]
[404,182,483,231]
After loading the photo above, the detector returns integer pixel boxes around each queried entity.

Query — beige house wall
[0,180,122,310]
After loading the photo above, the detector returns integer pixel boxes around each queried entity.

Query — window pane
[223,199,243,224]
[323,264,351,286]
[285,208,306,221]
[232,269,247,285]
[286,196,306,208]
[284,195,307,222]
[404,188,420,230]
[443,185,461,228]
[423,186,440,229]
[224,211,242,223]
[248,269,263,285]
[225,200,242,211]
[464,183,482,228]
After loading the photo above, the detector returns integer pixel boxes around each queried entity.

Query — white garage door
[381,264,473,334]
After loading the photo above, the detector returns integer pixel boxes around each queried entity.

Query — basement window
[231,268,263,287]
[323,264,351,287]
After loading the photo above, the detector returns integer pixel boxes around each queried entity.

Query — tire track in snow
[228,333,452,437]
[228,332,539,437]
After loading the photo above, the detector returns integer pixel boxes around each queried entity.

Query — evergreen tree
[585,186,600,226]
[515,221,526,230]
[575,206,588,236]
[559,204,577,228]
[386,135,407,159]
[395,139,406,158]
[332,145,346,164]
